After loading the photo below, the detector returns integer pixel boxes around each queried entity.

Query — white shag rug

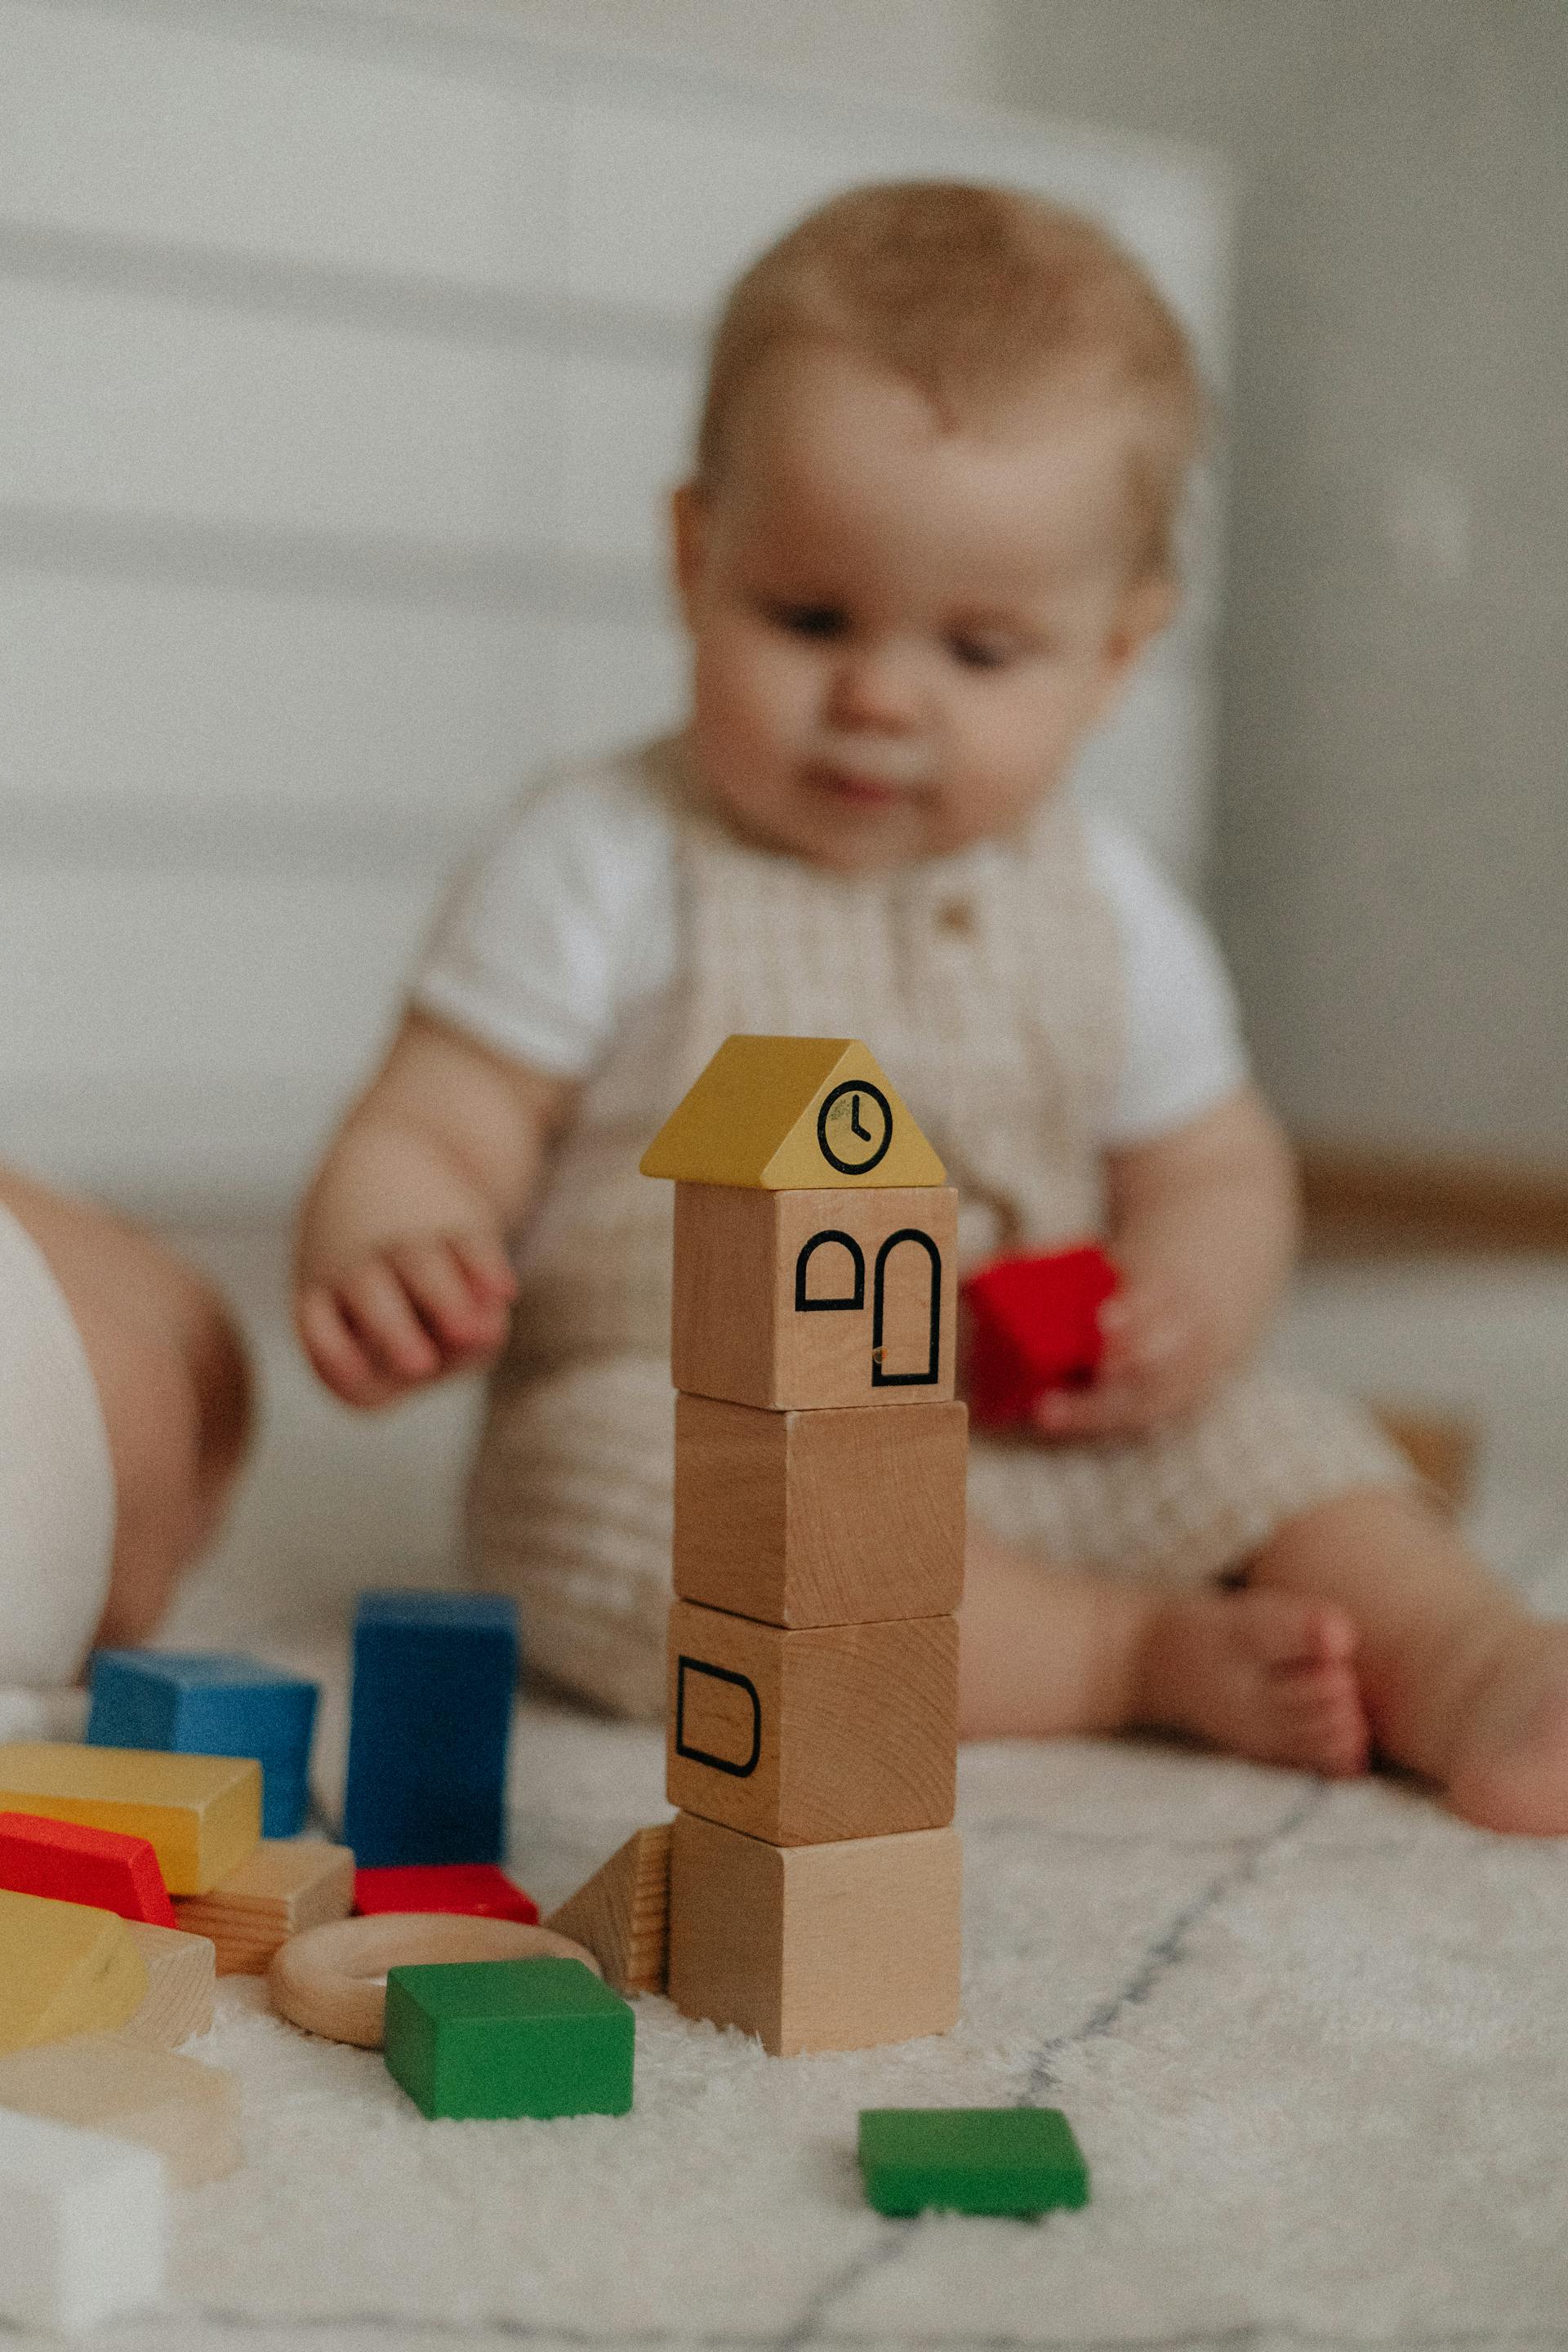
[16,1488,1568,2352]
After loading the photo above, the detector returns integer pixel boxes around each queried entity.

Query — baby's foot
[1135,1588,1370,1778]
[1441,1620,1568,1834]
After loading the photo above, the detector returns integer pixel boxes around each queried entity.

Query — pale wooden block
[120,1922,216,2049]
[0,1743,260,1894]
[544,1823,672,1995]
[672,1184,958,1410]
[0,2108,166,2333]
[173,1838,354,1930]
[0,1890,148,2056]
[674,1394,967,1627]
[666,1601,957,1845]
[0,2032,240,2186]
[668,1814,962,2056]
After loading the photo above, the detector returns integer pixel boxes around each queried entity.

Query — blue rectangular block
[341,1592,519,1868]
[86,1650,319,1838]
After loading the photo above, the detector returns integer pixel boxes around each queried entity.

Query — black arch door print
[794,1229,866,1312]
[871,1228,942,1387]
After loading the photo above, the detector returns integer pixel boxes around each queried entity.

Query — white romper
[417,738,1409,1719]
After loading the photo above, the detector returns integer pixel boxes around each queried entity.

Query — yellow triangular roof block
[639,1035,946,1189]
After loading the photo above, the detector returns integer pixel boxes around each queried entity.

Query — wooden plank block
[0,2032,240,2185]
[667,1814,961,2056]
[0,1890,148,2056]
[674,1395,967,1627]
[542,1824,672,1995]
[121,1922,216,2050]
[671,1184,958,1410]
[640,1035,946,1190]
[0,1744,260,1895]
[666,1603,957,1846]
[173,1838,355,1930]
[0,1807,176,1927]
[0,2109,165,2334]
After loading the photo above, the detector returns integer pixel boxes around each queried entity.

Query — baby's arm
[1034,1083,1299,1441]
[295,1009,573,1409]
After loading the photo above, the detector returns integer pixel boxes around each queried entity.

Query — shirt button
[936,898,976,937]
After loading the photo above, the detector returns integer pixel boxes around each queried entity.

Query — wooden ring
[268,1913,600,2048]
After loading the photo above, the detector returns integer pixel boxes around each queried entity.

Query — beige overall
[469,740,1409,1718]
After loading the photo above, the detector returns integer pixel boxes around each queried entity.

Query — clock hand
[850,1094,872,1143]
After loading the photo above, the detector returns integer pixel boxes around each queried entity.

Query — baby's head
[671,181,1204,871]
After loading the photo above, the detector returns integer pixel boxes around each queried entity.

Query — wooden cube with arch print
[641,1036,964,2056]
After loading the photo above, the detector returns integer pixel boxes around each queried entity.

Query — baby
[0,1162,252,1728]
[297,183,1566,1833]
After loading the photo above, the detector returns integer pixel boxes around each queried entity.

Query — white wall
[2,0,1228,1223]
[1000,0,1568,1165]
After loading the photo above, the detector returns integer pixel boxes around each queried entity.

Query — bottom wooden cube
[668,1813,960,2056]
[858,2105,1089,2216]
[383,1956,633,2119]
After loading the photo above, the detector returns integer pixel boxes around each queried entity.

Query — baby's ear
[669,481,708,621]
[1106,571,1177,672]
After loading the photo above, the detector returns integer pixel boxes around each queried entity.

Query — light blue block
[87,1650,318,1837]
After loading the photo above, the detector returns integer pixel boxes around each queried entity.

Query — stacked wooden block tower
[641,1036,967,2057]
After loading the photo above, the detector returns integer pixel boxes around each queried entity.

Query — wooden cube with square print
[667,1812,961,2056]
[666,1599,957,1845]
[673,1393,967,1627]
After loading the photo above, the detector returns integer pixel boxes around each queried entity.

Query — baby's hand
[1029,1267,1227,1443]
[296,1233,518,1410]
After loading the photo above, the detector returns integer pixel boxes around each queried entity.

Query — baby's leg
[1247,1486,1568,1833]
[0,1167,253,1658]
[960,1521,1369,1775]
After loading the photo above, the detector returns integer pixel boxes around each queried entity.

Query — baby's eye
[948,633,1018,671]
[771,603,849,640]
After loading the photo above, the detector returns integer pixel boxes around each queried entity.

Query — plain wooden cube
[0,2109,166,2332]
[666,1601,957,1845]
[668,1814,961,2056]
[671,1183,957,1410]
[674,1394,966,1628]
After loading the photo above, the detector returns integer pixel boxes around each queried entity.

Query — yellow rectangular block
[0,1889,148,2055]
[668,1813,961,2056]
[0,1744,261,1895]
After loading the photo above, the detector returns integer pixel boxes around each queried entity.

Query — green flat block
[384,1956,634,2120]
[858,2106,1089,2217]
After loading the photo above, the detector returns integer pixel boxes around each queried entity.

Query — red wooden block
[961,1245,1120,1428]
[352,1864,538,1922]
[0,1808,176,1927]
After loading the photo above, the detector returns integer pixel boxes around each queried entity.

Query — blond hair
[695,180,1205,581]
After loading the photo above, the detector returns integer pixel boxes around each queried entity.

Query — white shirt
[412,751,1249,1148]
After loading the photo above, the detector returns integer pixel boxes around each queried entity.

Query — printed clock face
[816,1080,893,1176]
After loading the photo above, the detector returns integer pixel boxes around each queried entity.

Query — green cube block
[384,1956,634,2120]
[858,2106,1089,2217]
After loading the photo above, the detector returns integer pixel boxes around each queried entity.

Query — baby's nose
[826,643,923,731]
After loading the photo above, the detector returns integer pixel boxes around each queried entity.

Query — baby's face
[673,345,1167,873]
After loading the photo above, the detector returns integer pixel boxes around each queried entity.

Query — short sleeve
[410,756,678,1079]
[1084,813,1251,1147]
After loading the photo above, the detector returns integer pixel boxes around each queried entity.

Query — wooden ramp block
[543,1824,672,1994]
[121,1922,216,2050]
[675,1395,966,1627]
[0,1889,148,2056]
[0,1809,176,1927]
[666,1601,957,1846]
[0,2109,166,2334]
[672,1184,958,1410]
[0,2031,241,2185]
[0,1743,260,1895]
[668,1814,961,2056]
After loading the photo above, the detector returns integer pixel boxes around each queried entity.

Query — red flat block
[352,1864,538,1922]
[961,1245,1119,1428]
[0,1807,177,1927]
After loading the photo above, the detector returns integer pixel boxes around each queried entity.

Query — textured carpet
[16,1487,1568,2352]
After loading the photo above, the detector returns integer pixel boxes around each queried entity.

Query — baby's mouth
[801,761,932,810]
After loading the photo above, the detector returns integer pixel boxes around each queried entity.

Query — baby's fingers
[297,1285,409,1410]
[336,1257,443,1386]
[386,1237,511,1359]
